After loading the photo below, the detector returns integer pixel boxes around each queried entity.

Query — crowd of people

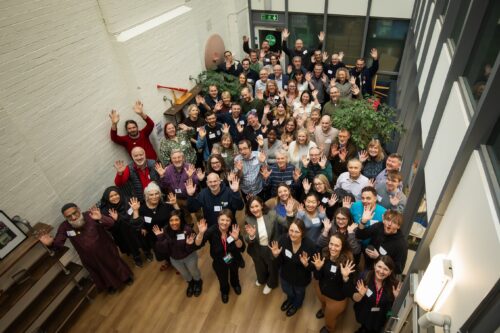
[40,30,408,333]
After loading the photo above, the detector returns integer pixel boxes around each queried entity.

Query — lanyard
[374,279,384,307]
[221,235,227,255]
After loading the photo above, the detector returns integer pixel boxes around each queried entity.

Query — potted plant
[197,70,241,99]
[331,98,404,149]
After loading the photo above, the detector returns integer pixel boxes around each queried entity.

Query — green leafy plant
[197,70,241,98]
[331,98,404,149]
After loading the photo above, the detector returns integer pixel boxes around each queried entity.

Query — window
[364,18,410,72]
[325,16,364,65]
[288,14,324,53]
[463,0,500,103]
[449,0,472,47]
[487,119,500,182]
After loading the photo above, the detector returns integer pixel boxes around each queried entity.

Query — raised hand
[370,48,378,60]
[330,144,339,157]
[356,280,367,296]
[359,150,369,163]
[392,281,402,298]
[129,197,140,211]
[185,178,197,196]
[285,200,295,216]
[109,109,120,125]
[347,222,357,234]
[244,223,257,238]
[214,101,223,112]
[178,123,189,131]
[230,224,240,240]
[301,155,310,168]
[312,89,319,99]
[318,31,325,42]
[195,95,205,105]
[258,150,267,163]
[186,233,196,245]
[197,219,208,234]
[361,206,375,224]
[342,196,352,208]
[89,206,102,221]
[351,84,360,96]
[328,193,338,207]
[236,123,244,133]
[318,205,326,215]
[198,126,206,138]
[312,253,325,271]
[365,246,380,259]
[293,168,302,182]
[390,193,402,207]
[339,148,347,162]
[367,178,376,187]
[302,178,311,193]
[243,35,249,43]
[287,65,293,75]
[221,123,230,135]
[321,73,328,84]
[263,104,271,115]
[262,125,268,133]
[185,164,196,178]
[299,251,310,267]
[152,225,164,236]
[340,259,356,279]
[133,100,144,116]
[155,162,165,178]
[319,155,328,169]
[256,89,264,100]
[338,51,345,61]
[166,192,177,206]
[268,240,282,257]
[39,233,54,246]
[260,165,272,180]
[196,168,205,181]
[350,75,357,85]
[322,51,328,63]
[322,217,332,233]
[256,135,264,147]
[305,72,312,82]
[297,203,305,214]
[229,175,240,192]
[109,208,118,221]
[114,160,127,174]
[282,28,290,40]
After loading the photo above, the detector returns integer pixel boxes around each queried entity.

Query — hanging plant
[331,98,404,149]
[197,70,241,99]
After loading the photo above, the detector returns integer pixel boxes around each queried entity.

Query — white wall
[251,0,285,12]
[289,0,325,14]
[370,0,415,19]
[429,151,500,332]
[417,2,434,69]
[0,0,249,225]
[418,19,441,95]
[424,82,469,216]
[328,0,367,16]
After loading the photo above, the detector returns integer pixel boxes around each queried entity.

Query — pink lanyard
[374,279,384,306]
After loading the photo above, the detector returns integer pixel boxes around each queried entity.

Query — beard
[68,215,86,229]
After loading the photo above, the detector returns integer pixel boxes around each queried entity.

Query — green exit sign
[261,13,279,22]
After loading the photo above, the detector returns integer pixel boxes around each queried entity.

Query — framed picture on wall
[0,210,27,259]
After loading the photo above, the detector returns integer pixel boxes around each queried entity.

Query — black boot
[193,279,203,297]
[186,280,195,297]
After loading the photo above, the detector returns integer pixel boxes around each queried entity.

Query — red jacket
[110,116,158,160]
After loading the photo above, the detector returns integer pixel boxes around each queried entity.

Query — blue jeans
[280,277,306,308]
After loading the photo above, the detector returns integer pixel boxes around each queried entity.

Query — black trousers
[249,245,279,288]
[212,259,240,294]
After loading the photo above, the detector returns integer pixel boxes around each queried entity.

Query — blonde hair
[367,139,386,162]
[293,128,310,156]
[313,174,332,192]
[335,67,350,81]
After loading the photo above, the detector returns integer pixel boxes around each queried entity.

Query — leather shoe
[233,285,242,295]
[221,293,229,303]
[193,279,203,297]
[286,306,298,317]
[319,326,330,333]
[186,280,195,297]
[280,299,292,311]
[315,309,325,319]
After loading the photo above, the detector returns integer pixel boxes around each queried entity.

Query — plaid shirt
[234,152,264,195]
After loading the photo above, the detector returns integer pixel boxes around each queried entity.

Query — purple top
[160,162,198,199]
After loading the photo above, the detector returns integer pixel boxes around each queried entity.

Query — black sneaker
[233,285,242,295]
[221,293,229,303]
[145,252,154,262]
[315,309,325,319]
[133,256,143,267]
[280,299,292,311]
[286,306,298,317]
[186,280,195,297]
[193,279,203,297]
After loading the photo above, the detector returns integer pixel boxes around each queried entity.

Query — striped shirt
[234,152,264,195]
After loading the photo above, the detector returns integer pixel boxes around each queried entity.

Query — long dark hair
[322,232,353,265]
[363,255,399,301]
[245,196,270,217]
[165,210,186,234]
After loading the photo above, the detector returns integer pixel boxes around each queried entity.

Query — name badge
[127,207,133,215]
[377,195,382,202]
[330,265,337,273]
[239,120,245,125]
[303,50,308,55]
[181,140,186,145]
[285,249,293,258]
[209,133,216,139]
[216,130,221,135]
[324,139,331,144]
[371,220,380,225]
[252,159,259,165]
[285,180,292,185]
[327,70,333,74]
[221,153,227,158]
[177,233,186,240]
[311,217,321,225]
[214,206,222,212]
[379,246,388,255]
[175,188,182,194]
[144,216,152,223]
[371,307,380,312]
[67,230,76,237]
[226,236,234,244]
[321,197,329,204]
[366,288,373,297]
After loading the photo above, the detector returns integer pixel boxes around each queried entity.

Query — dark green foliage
[331,98,404,149]
[197,70,241,98]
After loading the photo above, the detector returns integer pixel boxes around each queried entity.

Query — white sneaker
[263,285,272,295]
[255,280,261,286]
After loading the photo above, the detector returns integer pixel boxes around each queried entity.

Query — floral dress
[159,129,197,166]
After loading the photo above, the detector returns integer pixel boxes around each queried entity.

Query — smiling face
[276,153,287,169]
[131,147,146,167]
[355,59,365,72]
[304,195,319,212]
[301,92,310,104]
[108,190,120,205]
[361,190,377,208]
[368,144,379,157]
[218,213,232,232]
[328,235,342,259]
[165,123,176,139]
[238,141,252,159]
[169,214,181,231]
[221,136,232,149]
[348,160,362,179]
[386,176,400,192]
[329,87,340,102]
[209,157,222,171]
[209,85,218,98]
[285,120,296,133]
[313,178,326,193]
[267,130,277,143]
[335,212,349,230]
[297,131,307,145]
[321,116,331,132]
[249,199,263,218]
[374,260,392,281]
[126,122,139,137]
[146,189,161,206]
[294,39,304,51]
[310,110,320,123]
[386,156,402,171]
[189,106,199,119]
[277,185,290,202]
[309,148,321,164]
[276,103,286,116]
[171,151,184,168]
[288,222,303,242]
[206,173,222,193]
[206,114,217,127]
[338,130,350,145]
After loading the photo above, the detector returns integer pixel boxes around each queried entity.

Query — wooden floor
[69,209,361,333]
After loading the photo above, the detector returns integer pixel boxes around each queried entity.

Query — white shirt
[256,216,269,246]
[335,172,370,200]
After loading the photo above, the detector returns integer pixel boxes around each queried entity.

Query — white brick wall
[0,0,249,227]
